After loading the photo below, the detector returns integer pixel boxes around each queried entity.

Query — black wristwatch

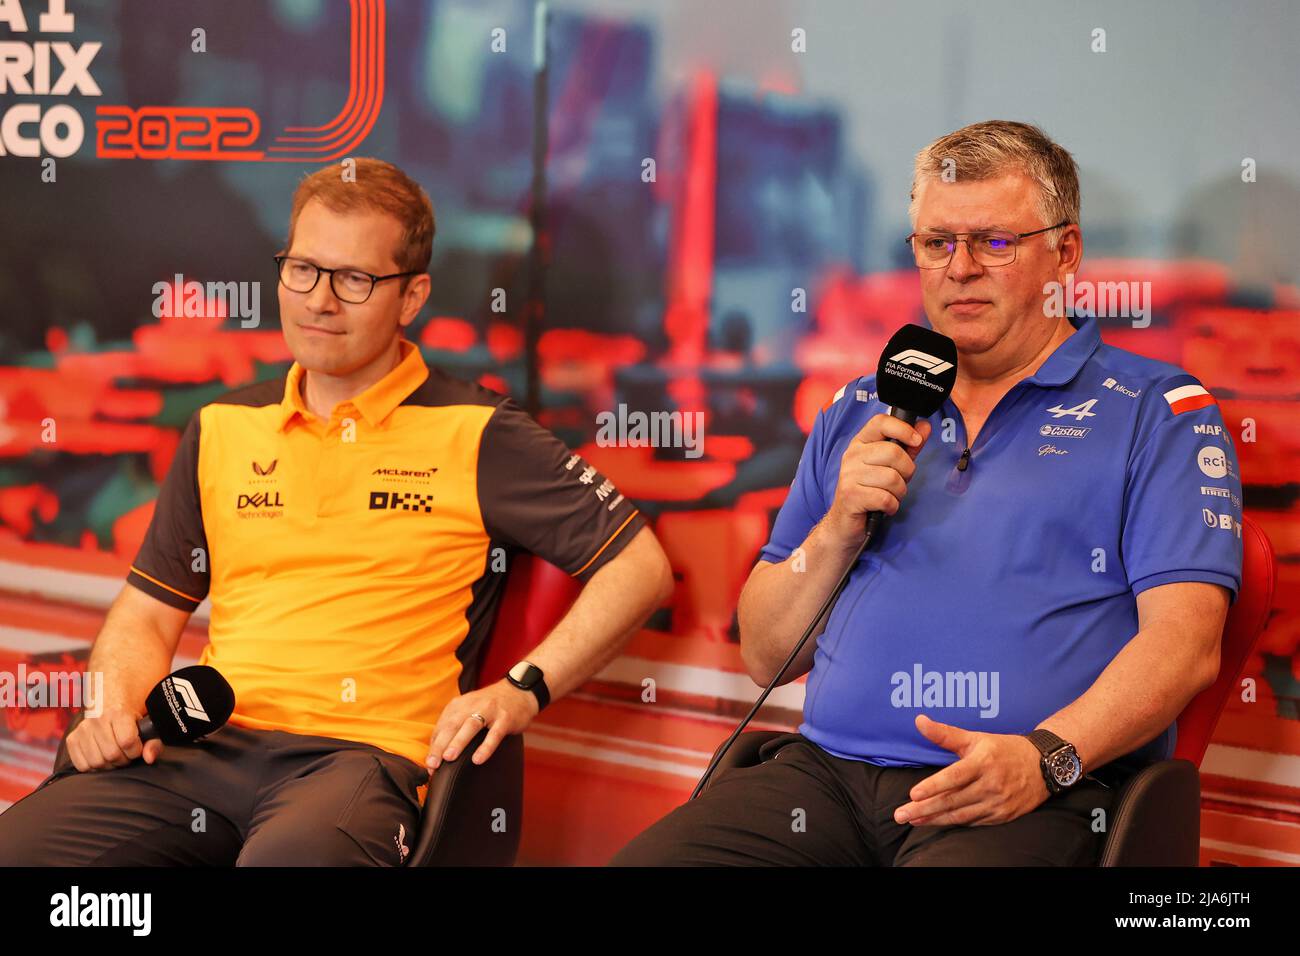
[1024,728,1083,795]
[506,661,550,712]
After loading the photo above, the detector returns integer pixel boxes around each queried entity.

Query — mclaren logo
[252,459,278,476]
[888,349,955,376]
[371,467,438,479]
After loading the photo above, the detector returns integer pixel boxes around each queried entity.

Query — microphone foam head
[144,665,235,745]
[876,324,958,416]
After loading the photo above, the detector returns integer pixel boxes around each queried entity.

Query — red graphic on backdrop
[93,0,385,163]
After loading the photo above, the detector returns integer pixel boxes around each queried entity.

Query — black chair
[408,726,523,866]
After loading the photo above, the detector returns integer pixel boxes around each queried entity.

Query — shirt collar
[1021,312,1101,387]
[276,337,429,432]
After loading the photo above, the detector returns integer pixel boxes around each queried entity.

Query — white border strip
[527,729,704,779]
[1199,838,1300,865]
[0,626,89,654]
[0,559,211,621]
[595,656,805,709]
[1201,744,1300,789]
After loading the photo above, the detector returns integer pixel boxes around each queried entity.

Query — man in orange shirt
[0,158,672,866]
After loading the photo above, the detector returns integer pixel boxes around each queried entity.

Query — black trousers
[0,722,428,867]
[611,733,1122,866]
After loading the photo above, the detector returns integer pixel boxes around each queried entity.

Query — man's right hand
[825,413,933,546]
[66,707,164,772]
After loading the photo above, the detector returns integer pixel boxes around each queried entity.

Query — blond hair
[909,121,1079,249]
[285,157,435,286]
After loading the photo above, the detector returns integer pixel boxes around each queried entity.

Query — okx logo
[369,490,434,514]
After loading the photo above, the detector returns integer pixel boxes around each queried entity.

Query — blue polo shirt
[760,312,1243,769]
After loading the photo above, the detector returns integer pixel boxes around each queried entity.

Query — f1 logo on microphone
[889,349,955,376]
[168,676,211,723]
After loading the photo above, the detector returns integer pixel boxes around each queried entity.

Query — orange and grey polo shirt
[126,337,645,768]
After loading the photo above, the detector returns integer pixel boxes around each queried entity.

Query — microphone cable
[688,425,910,800]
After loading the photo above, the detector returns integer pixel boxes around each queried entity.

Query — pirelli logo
[368,490,434,514]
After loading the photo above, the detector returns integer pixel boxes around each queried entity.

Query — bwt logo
[1202,509,1242,537]
[888,350,954,375]
[1,0,387,163]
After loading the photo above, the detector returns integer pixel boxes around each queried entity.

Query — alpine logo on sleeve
[1163,383,1217,415]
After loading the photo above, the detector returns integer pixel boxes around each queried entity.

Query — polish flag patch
[1162,383,1216,415]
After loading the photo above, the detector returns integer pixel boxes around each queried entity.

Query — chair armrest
[410,727,525,866]
[699,730,789,795]
[1098,758,1200,867]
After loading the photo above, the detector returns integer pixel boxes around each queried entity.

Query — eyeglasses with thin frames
[903,221,1071,268]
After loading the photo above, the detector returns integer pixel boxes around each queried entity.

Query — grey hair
[908,120,1080,249]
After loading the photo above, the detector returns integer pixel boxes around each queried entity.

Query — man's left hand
[425,679,539,774]
[892,714,1050,827]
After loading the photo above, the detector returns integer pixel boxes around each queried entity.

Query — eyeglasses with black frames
[273,255,422,304]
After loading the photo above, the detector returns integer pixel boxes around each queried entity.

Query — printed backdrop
[1,0,1298,865]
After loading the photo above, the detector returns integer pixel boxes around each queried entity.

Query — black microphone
[689,324,957,799]
[864,323,958,539]
[137,665,235,745]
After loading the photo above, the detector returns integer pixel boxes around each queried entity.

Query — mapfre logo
[0,0,386,162]
[888,349,955,376]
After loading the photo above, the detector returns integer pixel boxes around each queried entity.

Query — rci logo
[1197,447,1229,479]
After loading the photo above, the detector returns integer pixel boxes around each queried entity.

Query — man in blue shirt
[613,120,1242,867]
